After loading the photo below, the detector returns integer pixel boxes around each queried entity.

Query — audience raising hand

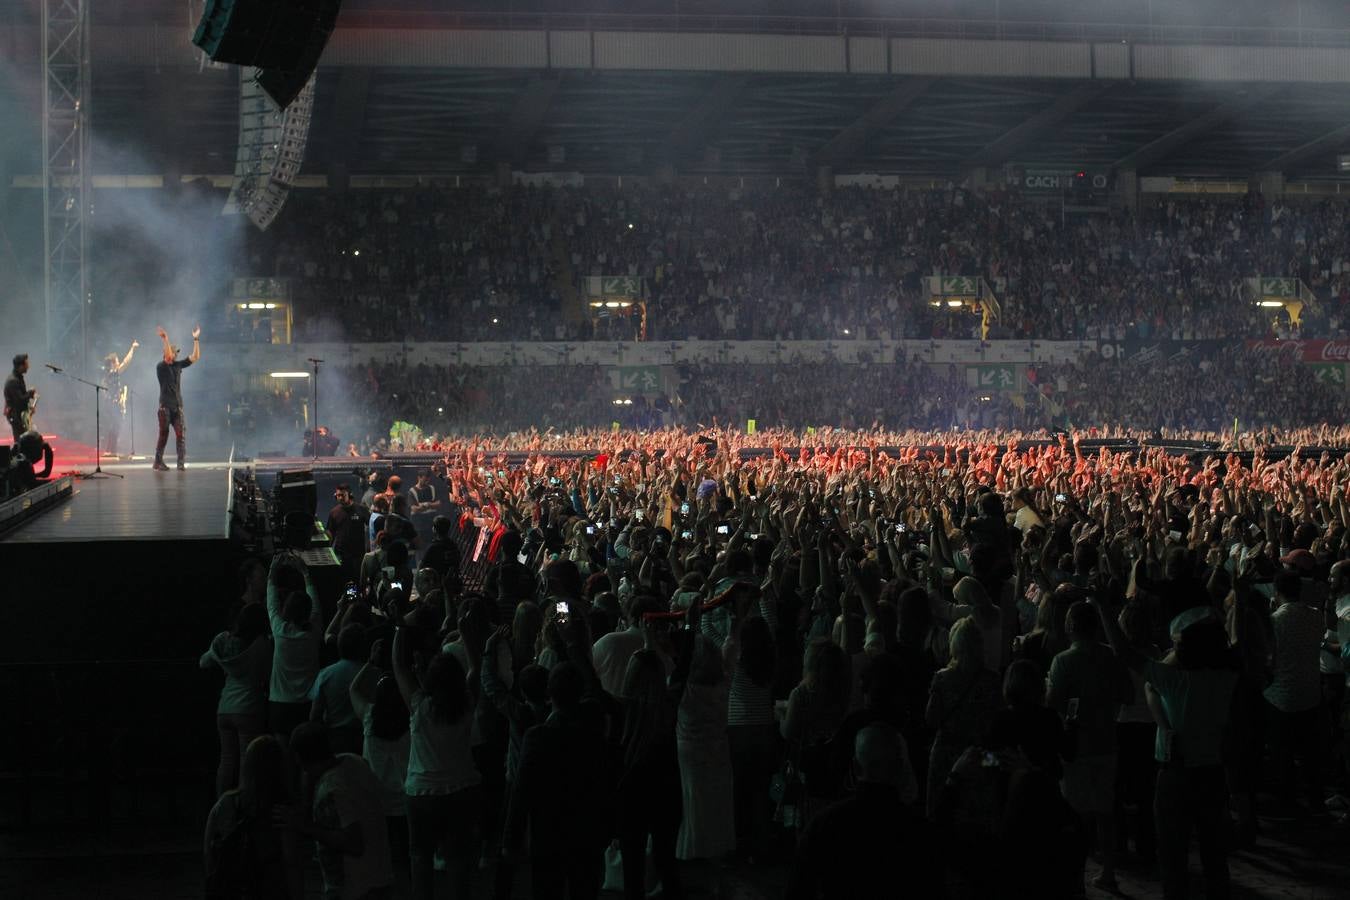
[204,426,1350,898]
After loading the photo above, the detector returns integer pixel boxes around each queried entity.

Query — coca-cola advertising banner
[1245,339,1350,362]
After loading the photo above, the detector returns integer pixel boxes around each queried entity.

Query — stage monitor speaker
[192,0,342,108]
[276,469,317,521]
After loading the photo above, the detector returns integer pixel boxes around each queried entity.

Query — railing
[331,10,1350,49]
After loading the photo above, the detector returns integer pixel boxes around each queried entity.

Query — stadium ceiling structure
[72,69,1350,181]
[6,3,1350,182]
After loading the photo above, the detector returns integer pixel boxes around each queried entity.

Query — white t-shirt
[362,710,410,817]
[592,627,645,697]
[405,693,481,797]
[313,754,394,900]
[1264,601,1324,713]
[266,584,323,704]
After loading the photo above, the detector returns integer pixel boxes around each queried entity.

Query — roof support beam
[495,74,561,165]
[1114,84,1282,172]
[813,77,933,168]
[962,82,1110,170]
[1261,122,1350,173]
[661,75,750,165]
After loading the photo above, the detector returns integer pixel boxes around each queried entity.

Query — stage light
[492,317,499,324]
[248,302,266,309]
[605,301,622,308]
[947,300,963,308]
[843,328,851,335]
[264,302,277,309]
[270,371,310,378]
[353,249,360,256]
[1258,300,1284,308]
[237,303,248,309]
[627,223,634,229]
[437,407,444,414]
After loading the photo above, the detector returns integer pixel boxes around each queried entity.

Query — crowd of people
[298,339,1347,457]
[200,430,1350,898]
[245,183,1350,344]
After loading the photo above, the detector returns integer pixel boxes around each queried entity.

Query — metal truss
[42,0,89,363]
[224,70,316,231]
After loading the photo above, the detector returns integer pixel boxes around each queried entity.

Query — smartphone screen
[680,502,690,516]
[585,525,596,535]
[635,510,645,521]
[716,524,730,535]
[555,601,570,617]
[680,530,693,540]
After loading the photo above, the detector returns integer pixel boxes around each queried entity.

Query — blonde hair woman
[924,616,1002,818]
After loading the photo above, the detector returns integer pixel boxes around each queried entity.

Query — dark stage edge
[0,462,234,544]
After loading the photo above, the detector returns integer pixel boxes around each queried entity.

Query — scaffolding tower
[42,0,89,366]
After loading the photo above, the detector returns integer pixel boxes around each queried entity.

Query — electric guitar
[18,390,38,433]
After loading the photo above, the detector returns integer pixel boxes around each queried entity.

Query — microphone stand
[126,385,137,458]
[308,357,323,460]
[45,367,122,480]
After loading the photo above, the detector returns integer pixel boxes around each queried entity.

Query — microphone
[44,363,63,373]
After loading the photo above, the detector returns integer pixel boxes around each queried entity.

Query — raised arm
[155,326,172,361]
[188,326,201,364]
[391,626,419,707]
[349,654,382,723]
[114,340,139,373]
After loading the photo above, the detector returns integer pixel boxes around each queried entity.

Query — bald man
[788,725,945,899]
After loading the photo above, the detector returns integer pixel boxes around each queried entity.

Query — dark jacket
[419,537,463,593]
[504,702,616,861]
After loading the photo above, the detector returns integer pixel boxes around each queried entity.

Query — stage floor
[0,462,234,544]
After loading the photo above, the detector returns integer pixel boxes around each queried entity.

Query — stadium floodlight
[270,371,310,378]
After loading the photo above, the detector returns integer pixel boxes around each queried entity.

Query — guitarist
[102,340,139,457]
[4,353,37,441]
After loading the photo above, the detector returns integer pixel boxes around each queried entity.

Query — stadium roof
[4,1,1350,181]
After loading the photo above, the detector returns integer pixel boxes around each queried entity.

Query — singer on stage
[102,340,138,458]
[4,353,36,441]
[154,326,200,471]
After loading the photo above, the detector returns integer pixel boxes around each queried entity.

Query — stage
[1,462,234,545]
[0,460,242,665]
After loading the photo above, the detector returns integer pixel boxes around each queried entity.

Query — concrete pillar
[1257,171,1285,197]
[816,165,833,193]
[1115,168,1139,210]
